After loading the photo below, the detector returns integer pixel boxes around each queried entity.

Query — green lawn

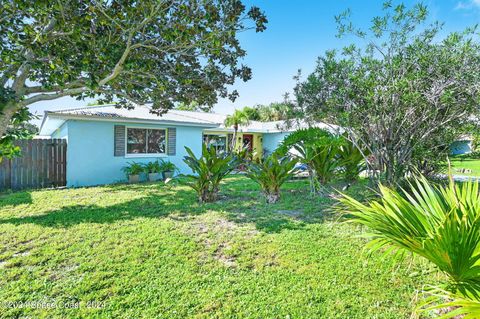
[0,177,436,318]
[450,156,480,177]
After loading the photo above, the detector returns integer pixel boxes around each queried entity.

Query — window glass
[147,129,166,153]
[203,134,227,153]
[127,128,147,154]
[127,128,166,154]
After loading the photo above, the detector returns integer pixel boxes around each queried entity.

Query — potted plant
[145,161,162,182]
[122,162,144,183]
[159,160,177,180]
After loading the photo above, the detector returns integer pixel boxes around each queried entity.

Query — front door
[242,134,254,153]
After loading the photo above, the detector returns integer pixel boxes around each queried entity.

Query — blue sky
[30,0,480,126]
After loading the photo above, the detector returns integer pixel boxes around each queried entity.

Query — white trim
[125,154,168,159]
[125,126,167,157]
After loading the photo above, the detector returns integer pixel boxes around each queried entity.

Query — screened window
[127,128,166,154]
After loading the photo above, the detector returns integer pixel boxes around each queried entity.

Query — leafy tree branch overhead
[0,0,267,154]
[292,2,480,186]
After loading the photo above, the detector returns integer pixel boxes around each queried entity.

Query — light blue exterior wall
[262,132,290,155]
[64,120,205,187]
[52,122,68,139]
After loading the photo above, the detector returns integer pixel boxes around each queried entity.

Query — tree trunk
[0,101,20,139]
[231,124,238,151]
[265,191,280,203]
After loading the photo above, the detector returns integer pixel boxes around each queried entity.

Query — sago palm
[277,128,342,193]
[338,175,480,318]
[246,153,297,203]
[182,145,241,203]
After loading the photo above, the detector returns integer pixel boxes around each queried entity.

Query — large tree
[293,2,480,185]
[0,0,267,157]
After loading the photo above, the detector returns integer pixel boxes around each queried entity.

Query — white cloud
[456,0,480,10]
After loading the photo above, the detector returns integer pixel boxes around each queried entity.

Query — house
[39,104,327,187]
[450,135,474,155]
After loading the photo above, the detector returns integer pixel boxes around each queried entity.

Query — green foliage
[224,109,251,150]
[293,2,480,186]
[0,107,37,162]
[224,109,251,129]
[122,162,145,176]
[278,128,342,193]
[144,161,161,174]
[182,144,240,203]
[175,101,207,112]
[245,153,297,203]
[338,175,480,318]
[241,102,296,122]
[337,134,368,181]
[158,160,177,172]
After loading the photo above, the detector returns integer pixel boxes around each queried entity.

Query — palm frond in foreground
[338,176,480,318]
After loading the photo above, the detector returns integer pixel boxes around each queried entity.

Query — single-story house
[39,104,328,187]
[450,135,474,155]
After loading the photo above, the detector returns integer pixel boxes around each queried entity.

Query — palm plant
[277,128,342,193]
[338,175,480,318]
[144,161,161,173]
[182,144,241,203]
[337,133,368,182]
[122,162,145,176]
[224,109,251,151]
[245,153,297,203]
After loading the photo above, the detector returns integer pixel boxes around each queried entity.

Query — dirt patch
[213,243,237,267]
[184,215,258,268]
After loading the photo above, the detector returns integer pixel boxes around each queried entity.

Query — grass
[0,176,436,318]
[450,155,480,177]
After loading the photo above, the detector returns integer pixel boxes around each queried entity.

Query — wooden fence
[0,139,67,191]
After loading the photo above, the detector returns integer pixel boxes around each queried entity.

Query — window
[203,134,228,153]
[127,128,166,155]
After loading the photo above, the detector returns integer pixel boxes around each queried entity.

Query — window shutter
[167,128,176,156]
[114,125,126,156]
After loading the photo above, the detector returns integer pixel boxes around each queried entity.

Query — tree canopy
[292,1,480,185]
[0,0,267,158]
[241,102,295,122]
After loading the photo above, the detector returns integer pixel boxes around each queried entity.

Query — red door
[242,134,254,152]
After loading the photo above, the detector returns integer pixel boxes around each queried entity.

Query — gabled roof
[39,104,338,136]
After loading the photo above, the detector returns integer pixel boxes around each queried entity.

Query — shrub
[158,160,176,172]
[338,176,480,318]
[182,144,241,203]
[277,128,342,193]
[122,162,145,176]
[246,153,297,203]
[144,161,161,174]
[337,134,368,181]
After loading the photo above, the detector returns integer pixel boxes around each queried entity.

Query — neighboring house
[39,104,327,187]
[450,135,474,155]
